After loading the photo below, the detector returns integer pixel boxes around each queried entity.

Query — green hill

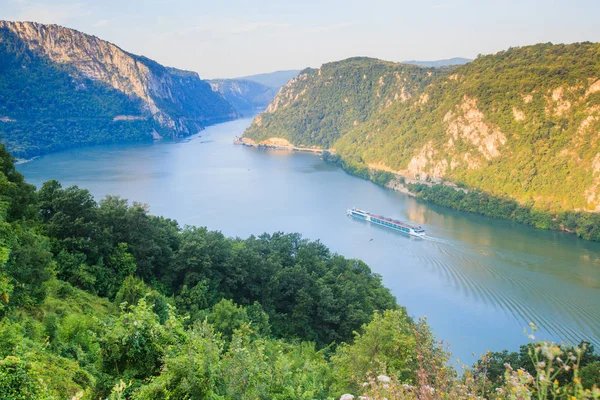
[244,43,600,240]
[244,57,443,148]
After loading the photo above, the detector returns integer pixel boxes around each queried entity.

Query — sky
[1,0,599,79]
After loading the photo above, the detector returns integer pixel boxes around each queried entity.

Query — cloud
[93,19,111,27]
[158,17,292,40]
[304,22,352,34]
[431,1,457,9]
[8,1,91,25]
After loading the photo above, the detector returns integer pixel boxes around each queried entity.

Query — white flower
[377,375,391,383]
[340,395,354,400]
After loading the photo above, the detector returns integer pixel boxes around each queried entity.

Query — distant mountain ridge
[0,21,237,158]
[208,70,301,115]
[403,57,472,67]
[237,70,301,88]
[244,43,600,239]
[208,79,278,114]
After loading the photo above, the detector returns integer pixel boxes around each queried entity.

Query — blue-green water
[17,116,600,363]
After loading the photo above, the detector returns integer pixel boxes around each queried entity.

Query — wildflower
[377,375,390,383]
[340,394,354,400]
[554,379,559,386]
[362,382,369,388]
[573,377,581,384]
[537,361,546,368]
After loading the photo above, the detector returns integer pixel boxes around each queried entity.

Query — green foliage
[207,298,251,342]
[0,356,46,400]
[99,299,183,395]
[408,183,600,241]
[114,275,149,310]
[580,362,600,390]
[473,341,600,397]
[331,309,439,393]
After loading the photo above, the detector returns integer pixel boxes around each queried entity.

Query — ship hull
[347,208,425,237]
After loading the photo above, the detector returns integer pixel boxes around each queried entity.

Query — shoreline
[234,136,331,155]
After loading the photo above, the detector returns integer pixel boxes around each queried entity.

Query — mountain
[208,79,277,114]
[237,69,301,88]
[244,57,443,148]
[244,43,600,239]
[403,57,472,67]
[0,21,237,159]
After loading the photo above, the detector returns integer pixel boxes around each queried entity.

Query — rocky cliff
[0,21,237,157]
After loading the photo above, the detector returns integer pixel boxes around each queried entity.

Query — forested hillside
[244,57,443,148]
[244,43,600,240]
[0,144,598,398]
[0,21,237,159]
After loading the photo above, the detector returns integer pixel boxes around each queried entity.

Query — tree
[332,309,427,392]
[0,356,47,400]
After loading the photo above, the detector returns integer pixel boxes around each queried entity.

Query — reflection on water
[18,117,600,363]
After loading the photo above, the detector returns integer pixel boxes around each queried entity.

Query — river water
[17,116,600,363]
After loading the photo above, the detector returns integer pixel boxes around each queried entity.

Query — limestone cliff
[0,21,237,139]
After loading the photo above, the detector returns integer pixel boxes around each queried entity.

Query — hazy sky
[2,0,599,79]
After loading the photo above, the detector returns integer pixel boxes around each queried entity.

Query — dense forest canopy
[0,143,598,398]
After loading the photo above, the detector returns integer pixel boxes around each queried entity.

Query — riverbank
[234,136,331,154]
[320,153,600,242]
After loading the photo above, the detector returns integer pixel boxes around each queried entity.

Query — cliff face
[208,79,277,113]
[0,21,237,137]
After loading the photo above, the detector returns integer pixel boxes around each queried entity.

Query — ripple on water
[414,234,600,347]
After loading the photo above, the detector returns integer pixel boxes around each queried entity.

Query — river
[17,116,600,364]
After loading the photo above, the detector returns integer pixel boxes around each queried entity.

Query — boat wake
[412,237,600,348]
[420,234,453,245]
